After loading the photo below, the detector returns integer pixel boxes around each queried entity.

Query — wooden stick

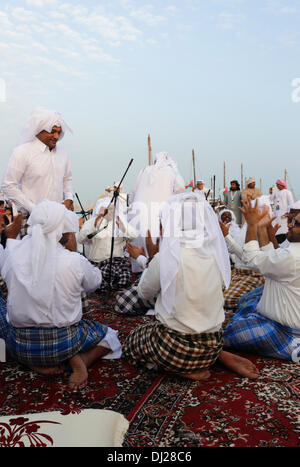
[241,163,244,190]
[148,134,152,165]
[192,149,196,186]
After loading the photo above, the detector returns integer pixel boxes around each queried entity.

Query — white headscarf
[5,200,68,317]
[18,106,73,145]
[63,209,79,234]
[159,192,231,317]
[150,152,179,184]
[218,209,241,241]
[288,200,300,211]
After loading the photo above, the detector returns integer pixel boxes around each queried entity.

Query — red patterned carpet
[0,294,299,447]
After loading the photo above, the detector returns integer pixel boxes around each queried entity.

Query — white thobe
[137,248,224,334]
[3,240,102,328]
[128,165,185,271]
[77,216,138,263]
[1,138,73,214]
[272,189,294,235]
[242,241,300,329]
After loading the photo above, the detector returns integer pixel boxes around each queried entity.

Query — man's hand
[63,199,74,211]
[146,230,159,258]
[4,213,23,239]
[219,221,230,238]
[116,215,125,233]
[126,242,146,259]
[240,196,265,226]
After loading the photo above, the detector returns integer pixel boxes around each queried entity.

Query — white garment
[128,155,185,272]
[242,241,300,329]
[77,216,138,263]
[0,244,4,271]
[137,249,224,334]
[272,189,294,235]
[128,160,185,237]
[3,239,102,328]
[159,192,231,318]
[225,234,249,270]
[1,138,73,214]
[18,106,72,145]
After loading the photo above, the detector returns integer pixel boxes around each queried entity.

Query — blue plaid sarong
[6,319,108,368]
[223,286,300,362]
[0,296,9,341]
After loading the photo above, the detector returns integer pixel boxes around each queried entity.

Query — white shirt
[225,234,250,270]
[137,248,224,334]
[3,240,102,328]
[0,244,4,271]
[77,216,138,263]
[1,138,73,214]
[242,240,300,329]
[272,189,294,235]
[128,166,185,236]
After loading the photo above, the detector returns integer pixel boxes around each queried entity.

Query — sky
[0,0,300,207]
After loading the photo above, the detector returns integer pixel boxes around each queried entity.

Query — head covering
[159,192,231,317]
[276,179,287,189]
[4,200,68,317]
[288,200,300,211]
[196,180,205,184]
[151,152,179,184]
[18,106,73,145]
[218,209,241,241]
[63,209,79,234]
[246,177,255,186]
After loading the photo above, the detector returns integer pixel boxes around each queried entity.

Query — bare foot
[68,355,88,391]
[180,369,211,381]
[218,351,259,379]
[30,365,65,376]
[79,345,110,368]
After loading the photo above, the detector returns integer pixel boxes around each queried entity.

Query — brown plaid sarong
[223,268,265,310]
[123,322,223,374]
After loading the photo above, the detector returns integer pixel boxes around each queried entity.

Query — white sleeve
[137,253,161,301]
[173,172,185,194]
[80,255,102,293]
[242,240,295,280]
[136,255,148,270]
[63,155,74,201]
[1,149,35,213]
[225,234,243,260]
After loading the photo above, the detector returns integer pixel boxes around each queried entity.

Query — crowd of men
[0,107,299,392]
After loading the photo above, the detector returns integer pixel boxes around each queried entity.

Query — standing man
[224,180,242,226]
[271,179,294,244]
[241,177,262,204]
[1,107,74,236]
[128,151,185,272]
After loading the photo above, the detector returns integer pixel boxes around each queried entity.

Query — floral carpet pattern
[0,293,299,447]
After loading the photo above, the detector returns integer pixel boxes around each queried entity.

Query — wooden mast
[148,134,152,165]
[192,149,196,187]
[241,163,244,190]
[223,161,226,189]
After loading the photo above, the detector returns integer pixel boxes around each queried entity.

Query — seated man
[0,200,121,390]
[123,193,259,380]
[114,233,158,316]
[77,205,137,293]
[223,197,300,362]
[218,208,265,311]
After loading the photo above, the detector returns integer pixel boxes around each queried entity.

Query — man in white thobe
[1,107,74,235]
[128,151,185,272]
[271,179,294,244]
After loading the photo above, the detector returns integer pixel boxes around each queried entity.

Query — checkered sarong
[6,319,108,368]
[223,286,300,361]
[114,280,156,315]
[223,267,265,310]
[0,276,8,301]
[94,257,132,292]
[123,322,223,374]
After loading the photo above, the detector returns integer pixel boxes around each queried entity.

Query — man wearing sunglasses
[223,196,300,363]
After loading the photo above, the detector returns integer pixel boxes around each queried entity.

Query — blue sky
[0,0,300,206]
